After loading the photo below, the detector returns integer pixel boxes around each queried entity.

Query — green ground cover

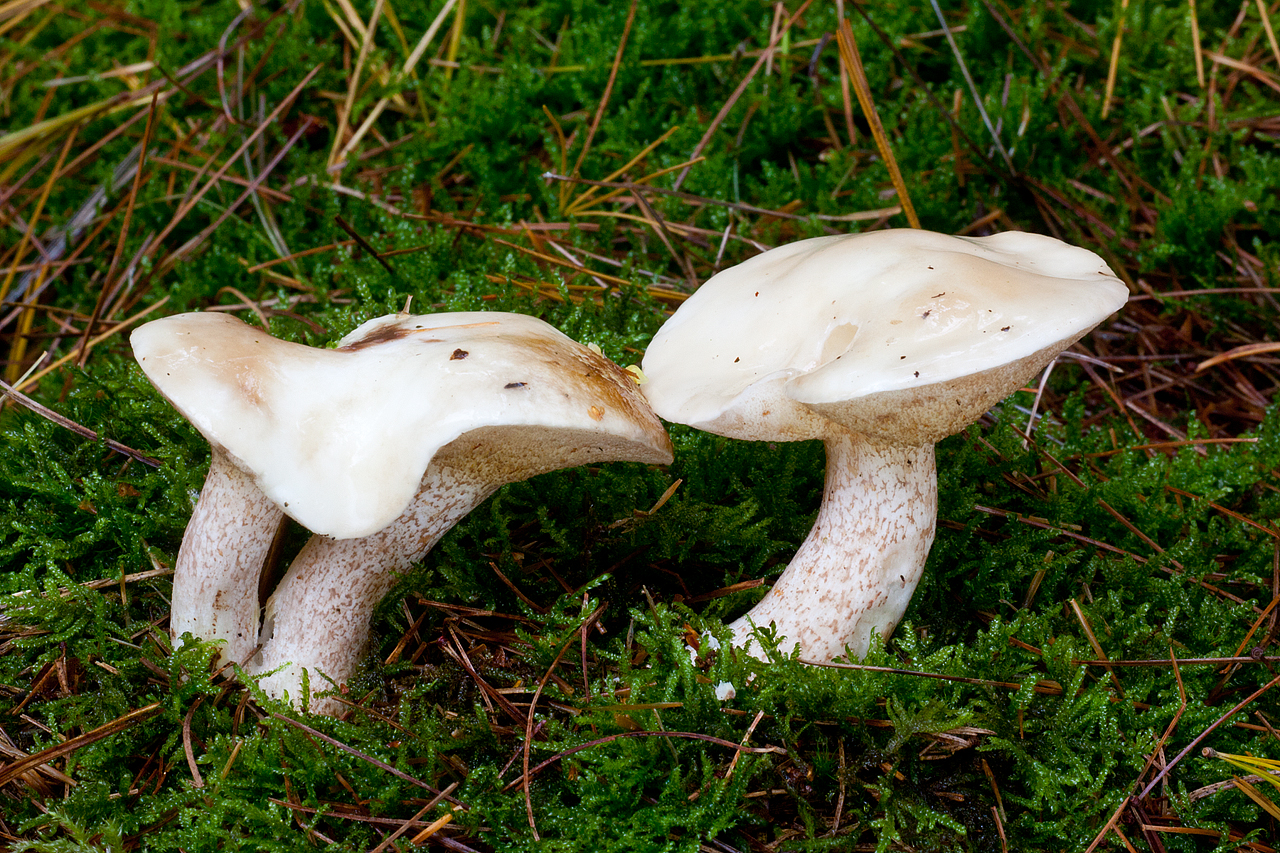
[1,0,1279,849]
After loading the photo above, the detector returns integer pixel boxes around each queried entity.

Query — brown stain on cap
[337,325,442,351]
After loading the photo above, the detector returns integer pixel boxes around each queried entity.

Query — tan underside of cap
[801,332,1085,445]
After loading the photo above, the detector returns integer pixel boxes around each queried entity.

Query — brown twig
[1135,671,1280,800]
[0,378,161,467]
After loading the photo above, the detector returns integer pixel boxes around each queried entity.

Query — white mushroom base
[170,449,284,667]
[248,464,499,715]
[729,430,936,662]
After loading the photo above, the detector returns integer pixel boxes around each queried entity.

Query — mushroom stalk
[729,428,936,661]
[249,463,498,713]
[171,449,285,666]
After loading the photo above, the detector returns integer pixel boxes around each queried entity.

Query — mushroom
[640,229,1128,661]
[133,311,672,711]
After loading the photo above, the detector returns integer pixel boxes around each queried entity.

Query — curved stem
[728,429,936,661]
[248,463,498,713]
[171,448,285,666]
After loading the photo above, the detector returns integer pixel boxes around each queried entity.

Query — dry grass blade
[78,95,160,367]
[0,703,162,789]
[0,732,74,791]
[164,118,315,279]
[444,0,466,80]
[15,295,169,393]
[489,237,630,287]
[400,0,461,75]
[367,781,460,853]
[0,0,52,34]
[334,0,458,166]
[1258,0,1280,68]
[146,64,321,275]
[1101,0,1130,119]
[1204,749,1280,793]
[409,809,459,844]
[1227,775,1280,820]
[41,61,157,90]
[3,125,78,384]
[563,0,637,204]
[1188,0,1207,89]
[245,240,357,273]
[724,710,765,781]
[630,189,699,288]
[331,0,387,168]
[1205,50,1280,95]
[548,172,896,224]
[183,697,205,788]
[927,0,1015,174]
[835,18,920,228]
[562,126,681,215]
[0,90,162,166]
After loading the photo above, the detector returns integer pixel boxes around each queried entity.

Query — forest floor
[2,1,1280,850]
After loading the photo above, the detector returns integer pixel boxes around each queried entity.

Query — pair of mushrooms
[133,311,672,714]
[134,228,1126,714]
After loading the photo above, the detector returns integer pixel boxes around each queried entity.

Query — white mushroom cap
[133,311,672,539]
[642,229,1128,443]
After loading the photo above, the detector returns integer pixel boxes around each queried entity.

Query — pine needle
[443,0,465,80]
[1258,0,1280,69]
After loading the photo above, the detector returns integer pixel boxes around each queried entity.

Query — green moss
[3,0,1280,849]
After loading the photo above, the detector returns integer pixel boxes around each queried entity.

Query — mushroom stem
[249,463,498,713]
[171,449,285,666]
[729,428,936,661]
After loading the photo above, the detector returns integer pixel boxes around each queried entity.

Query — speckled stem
[248,463,498,714]
[171,449,285,667]
[728,429,936,661]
